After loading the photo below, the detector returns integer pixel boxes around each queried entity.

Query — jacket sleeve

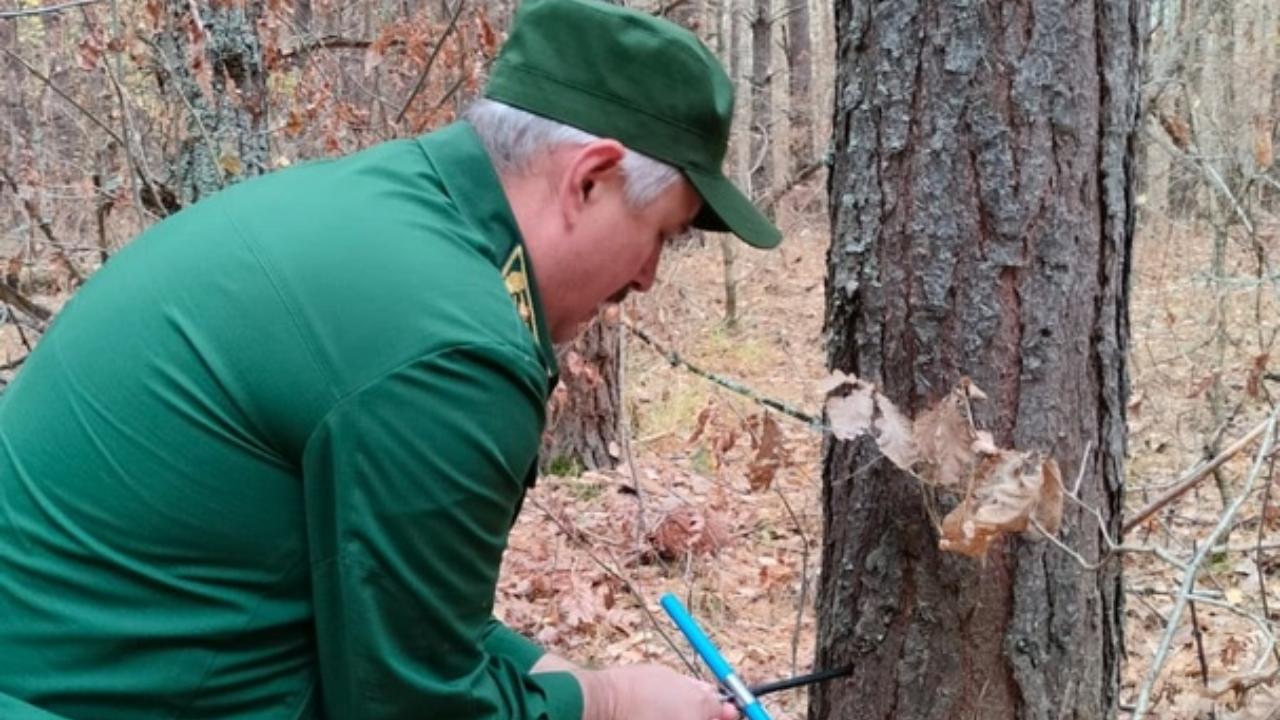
[301,343,581,720]
[482,617,547,672]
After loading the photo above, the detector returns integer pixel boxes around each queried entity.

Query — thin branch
[1130,406,1280,720]
[1124,416,1274,535]
[0,0,105,19]
[525,495,700,676]
[1,48,127,148]
[0,169,83,286]
[759,153,828,213]
[395,0,466,123]
[616,316,647,549]
[1259,452,1280,664]
[281,34,376,57]
[774,486,809,677]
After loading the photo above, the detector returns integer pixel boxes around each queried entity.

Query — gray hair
[462,98,682,209]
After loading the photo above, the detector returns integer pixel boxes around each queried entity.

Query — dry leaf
[872,395,919,470]
[939,451,1060,557]
[687,405,714,445]
[747,413,784,492]
[1030,458,1064,537]
[911,380,985,487]
[825,382,874,440]
[1246,354,1269,399]
[1255,115,1274,170]
[649,506,729,560]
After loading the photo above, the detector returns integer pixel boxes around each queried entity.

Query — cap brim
[685,168,782,249]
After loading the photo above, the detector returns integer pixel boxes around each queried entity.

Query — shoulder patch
[502,245,540,345]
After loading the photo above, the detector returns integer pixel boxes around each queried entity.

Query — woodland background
[1,0,1279,717]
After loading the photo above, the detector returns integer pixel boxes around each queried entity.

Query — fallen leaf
[648,506,729,560]
[747,413,784,492]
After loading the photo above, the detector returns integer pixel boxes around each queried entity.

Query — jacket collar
[417,122,559,383]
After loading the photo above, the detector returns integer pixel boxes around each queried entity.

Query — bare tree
[812,1,1144,718]
[748,0,772,204]
[783,0,811,174]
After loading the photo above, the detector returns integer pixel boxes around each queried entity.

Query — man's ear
[558,139,627,226]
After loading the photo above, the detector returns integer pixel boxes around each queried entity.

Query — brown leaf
[911,379,985,487]
[687,405,714,445]
[1160,111,1192,151]
[649,506,729,560]
[747,413,784,492]
[78,35,104,71]
[939,451,1059,558]
[1255,115,1274,170]
[711,427,737,465]
[559,577,603,630]
[284,109,305,138]
[475,9,498,54]
[1246,353,1269,399]
[1186,372,1216,399]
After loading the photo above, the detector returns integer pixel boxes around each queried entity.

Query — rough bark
[749,0,773,202]
[812,0,1143,718]
[156,0,269,206]
[541,317,623,474]
[784,0,812,174]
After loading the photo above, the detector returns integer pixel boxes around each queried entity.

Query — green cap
[483,0,782,249]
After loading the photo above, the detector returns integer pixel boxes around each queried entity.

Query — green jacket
[0,122,582,720]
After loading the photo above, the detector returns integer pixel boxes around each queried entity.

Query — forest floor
[4,180,1280,719]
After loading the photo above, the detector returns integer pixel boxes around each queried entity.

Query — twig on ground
[1125,417,1274,535]
[774,486,809,677]
[1257,453,1279,663]
[0,283,52,327]
[1131,405,1279,720]
[525,495,699,676]
[1187,547,1213,695]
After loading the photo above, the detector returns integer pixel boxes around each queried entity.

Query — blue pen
[659,593,772,720]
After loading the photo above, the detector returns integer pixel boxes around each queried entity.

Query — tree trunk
[1267,8,1280,211]
[749,0,772,204]
[157,0,270,206]
[541,316,622,474]
[784,0,812,175]
[813,0,1142,718]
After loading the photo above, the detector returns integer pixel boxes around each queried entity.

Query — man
[0,0,781,718]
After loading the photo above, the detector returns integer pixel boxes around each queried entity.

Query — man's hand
[574,664,737,720]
